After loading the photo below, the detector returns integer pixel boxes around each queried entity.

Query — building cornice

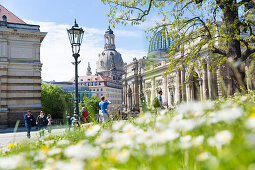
[0,27,47,42]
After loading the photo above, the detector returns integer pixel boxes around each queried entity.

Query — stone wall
[0,22,46,127]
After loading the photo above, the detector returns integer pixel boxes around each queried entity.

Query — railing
[53,112,140,125]
[110,111,140,120]
[52,119,65,125]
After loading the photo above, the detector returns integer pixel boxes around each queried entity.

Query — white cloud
[24,20,146,81]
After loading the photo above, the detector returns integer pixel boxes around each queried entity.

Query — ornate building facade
[122,21,255,112]
[0,5,47,127]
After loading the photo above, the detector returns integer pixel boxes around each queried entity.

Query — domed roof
[148,26,172,54]
[97,49,124,72]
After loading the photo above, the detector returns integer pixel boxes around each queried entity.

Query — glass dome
[148,26,172,54]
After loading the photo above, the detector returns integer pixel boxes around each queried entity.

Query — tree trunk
[220,0,246,92]
[221,0,241,60]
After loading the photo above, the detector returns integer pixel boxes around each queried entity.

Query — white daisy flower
[85,124,101,137]
[215,130,233,145]
[216,107,243,123]
[246,117,255,129]
[192,135,204,146]
[197,152,210,161]
[64,144,101,160]
[180,135,192,149]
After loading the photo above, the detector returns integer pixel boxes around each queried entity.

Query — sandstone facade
[0,5,46,127]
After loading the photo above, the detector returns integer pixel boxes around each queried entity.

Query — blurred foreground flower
[197,152,210,161]
[246,113,255,129]
[7,143,16,149]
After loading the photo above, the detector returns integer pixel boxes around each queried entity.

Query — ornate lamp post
[67,20,84,124]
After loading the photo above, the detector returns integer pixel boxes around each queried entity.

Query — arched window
[106,37,109,44]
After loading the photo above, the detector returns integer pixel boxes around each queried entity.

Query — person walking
[36,111,48,137]
[46,114,52,133]
[24,110,35,138]
[99,96,111,123]
[81,107,89,123]
[66,113,72,128]
[158,90,164,109]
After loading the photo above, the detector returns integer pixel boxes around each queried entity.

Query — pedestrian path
[0,127,66,151]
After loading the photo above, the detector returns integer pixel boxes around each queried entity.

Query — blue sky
[1,0,161,81]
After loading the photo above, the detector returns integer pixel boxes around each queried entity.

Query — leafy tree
[101,0,255,92]
[41,83,72,119]
[80,96,101,121]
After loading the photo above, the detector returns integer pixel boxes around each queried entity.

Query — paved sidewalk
[0,127,66,150]
[0,125,67,133]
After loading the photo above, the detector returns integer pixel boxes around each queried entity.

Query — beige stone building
[70,72,122,112]
[0,5,46,127]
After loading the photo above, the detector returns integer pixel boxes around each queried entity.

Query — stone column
[163,76,168,107]
[151,77,155,103]
[175,70,181,104]
[217,68,224,98]
[127,88,129,111]
[168,86,174,107]
[132,82,136,110]
[190,80,194,101]
[207,61,213,100]
[181,69,186,101]
[199,79,203,101]
[122,73,125,110]
[167,86,171,107]
[202,64,209,100]
[186,82,190,102]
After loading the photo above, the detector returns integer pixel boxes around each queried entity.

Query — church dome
[148,26,172,54]
[97,49,124,72]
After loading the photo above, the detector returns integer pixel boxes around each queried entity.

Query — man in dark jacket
[36,111,48,137]
[24,110,34,138]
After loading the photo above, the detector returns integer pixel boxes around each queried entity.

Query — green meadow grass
[1,91,255,170]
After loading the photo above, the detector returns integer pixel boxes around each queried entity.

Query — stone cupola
[104,26,116,50]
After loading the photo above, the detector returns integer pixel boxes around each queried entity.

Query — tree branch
[212,47,227,56]
[241,38,255,61]
[110,0,154,22]
[241,48,255,61]
[180,16,227,56]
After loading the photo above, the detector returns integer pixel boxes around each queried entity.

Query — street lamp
[67,19,84,125]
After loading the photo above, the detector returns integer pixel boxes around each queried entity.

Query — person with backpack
[24,110,35,138]
[36,111,48,137]
[158,90,165,109]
